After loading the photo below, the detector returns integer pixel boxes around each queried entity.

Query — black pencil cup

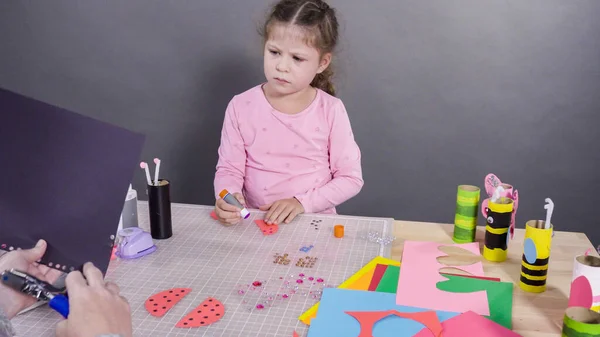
[147,179,172,239]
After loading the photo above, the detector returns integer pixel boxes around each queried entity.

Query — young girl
[214,0,363,226]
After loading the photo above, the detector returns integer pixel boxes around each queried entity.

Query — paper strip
[368,264,388,291]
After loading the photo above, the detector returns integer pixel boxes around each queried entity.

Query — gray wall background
[1,1,599,245]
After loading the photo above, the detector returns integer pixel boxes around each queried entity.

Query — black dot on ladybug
[216,313,221,316]
[189,318,193,321]
[201,321,205,324]
[204,304,208,307]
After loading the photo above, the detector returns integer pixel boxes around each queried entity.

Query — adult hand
[55,262,132,337]
[215,192,246,226]
[259,198,304,225]
[0,239,63,319]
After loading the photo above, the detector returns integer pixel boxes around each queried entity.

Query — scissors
[1,269,69,318]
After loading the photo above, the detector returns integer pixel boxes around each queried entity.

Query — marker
[219,189,250,219]
[153,158,161,185]
[140,162,152,186]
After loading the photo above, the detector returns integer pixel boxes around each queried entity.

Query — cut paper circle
[176,297,224,328]
[145,288,192,317]
[524,238,537,264]
[569,276,593,309]
[255,220,279,236]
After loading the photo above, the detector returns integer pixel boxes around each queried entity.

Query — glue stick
[219,189,250,219]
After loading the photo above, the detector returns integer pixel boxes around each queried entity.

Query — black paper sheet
[0,88,145,274]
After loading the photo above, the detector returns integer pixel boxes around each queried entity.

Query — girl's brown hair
[260,0,339,96]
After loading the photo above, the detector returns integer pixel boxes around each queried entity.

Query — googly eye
[487,216,494,224]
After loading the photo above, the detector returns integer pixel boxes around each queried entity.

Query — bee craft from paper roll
[453,185,480,243]
[561,307,600,337]
[482,197,513,262]
[519,220,553,293]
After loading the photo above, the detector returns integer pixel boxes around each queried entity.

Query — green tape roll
[453,185,480,243]
[562,307,600,337]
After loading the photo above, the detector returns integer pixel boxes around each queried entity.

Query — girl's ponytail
[311,66,335,96]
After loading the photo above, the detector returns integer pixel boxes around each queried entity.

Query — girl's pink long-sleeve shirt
[214,84,363,214]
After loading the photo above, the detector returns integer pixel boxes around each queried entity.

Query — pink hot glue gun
[481,173,519,240]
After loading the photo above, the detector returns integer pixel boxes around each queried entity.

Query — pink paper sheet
[396,241,490,315]
[413,311,521,337]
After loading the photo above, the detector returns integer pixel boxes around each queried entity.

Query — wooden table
[391,220,597,337]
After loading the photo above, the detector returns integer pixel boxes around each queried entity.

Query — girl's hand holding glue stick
[215,189,250,226]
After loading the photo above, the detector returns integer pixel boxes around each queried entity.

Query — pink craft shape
[413,310,522,337]
[568,275,593,309]
[481,173,519,240]
[395,241,490,315]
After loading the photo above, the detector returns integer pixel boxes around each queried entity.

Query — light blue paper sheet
[307,288,459,337]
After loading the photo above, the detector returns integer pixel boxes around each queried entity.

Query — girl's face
[263,23,331,96]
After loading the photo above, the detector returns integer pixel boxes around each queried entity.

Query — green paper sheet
[436,274,514,329]
[375,266,513,329]
[375,265,400,293]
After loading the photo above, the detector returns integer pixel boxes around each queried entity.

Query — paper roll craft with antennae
[519,198,554,293]
[481,173,519,241]
[482,194,513,262]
